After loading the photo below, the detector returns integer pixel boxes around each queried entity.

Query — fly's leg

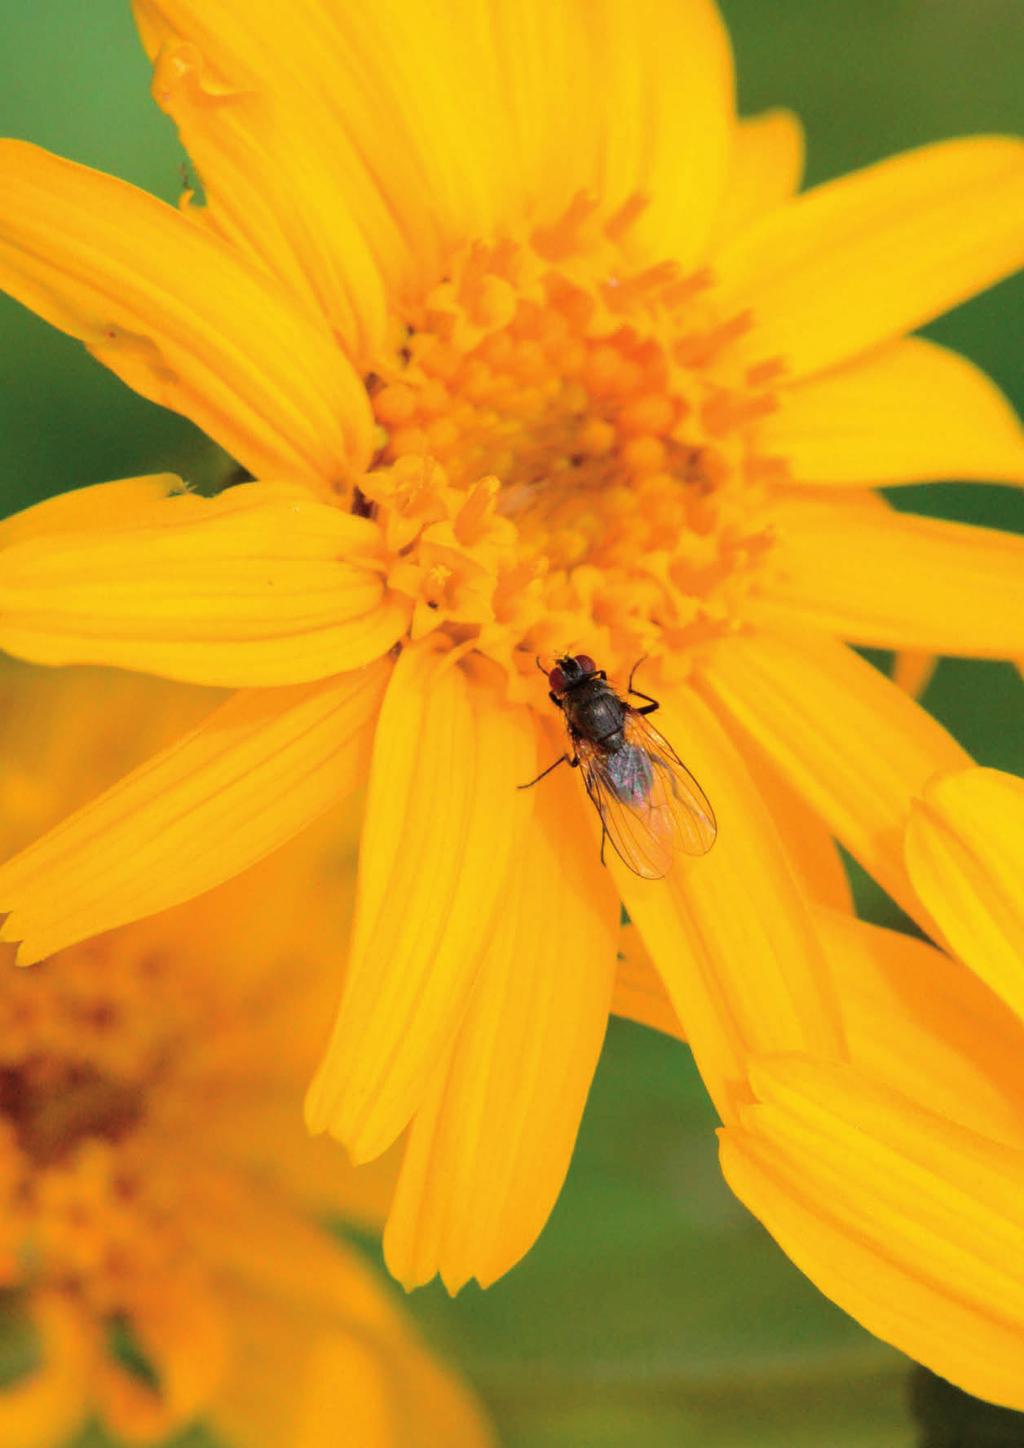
[600,824,608,866]
[626,656,648,693]
[626,656,660,716]
[518,752,579,789]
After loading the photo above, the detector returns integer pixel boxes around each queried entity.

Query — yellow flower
[0,664,491,1448]
[0,0,1022,1311]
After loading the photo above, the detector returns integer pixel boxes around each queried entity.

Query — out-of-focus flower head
[0,663,490,1448]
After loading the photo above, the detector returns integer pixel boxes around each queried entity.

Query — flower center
[0,942,202,1317]
[362,197,787,692]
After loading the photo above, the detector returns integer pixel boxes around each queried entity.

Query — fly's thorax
[562,676,628,747]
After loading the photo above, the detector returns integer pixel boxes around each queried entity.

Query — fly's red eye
[548,666,567,693]
[574,654,596,675]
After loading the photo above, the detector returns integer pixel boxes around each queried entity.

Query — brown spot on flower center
[0,1060,141,1166]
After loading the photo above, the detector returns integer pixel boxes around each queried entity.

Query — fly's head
[547,654,597,697]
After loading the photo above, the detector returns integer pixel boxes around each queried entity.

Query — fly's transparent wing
[578,711,716,880]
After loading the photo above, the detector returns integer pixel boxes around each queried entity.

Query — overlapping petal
[698,632,970,916]
[720,1056,1024,1411]
[715,136,1024,378]
[762,337,1024,486]
[0,663,387,964]
[716,713,852,912]
[582,0,735,266]
[817,909,1024,1149]
[708,108,804,248]
[384,752,618,1290]
[0,140,371,483]
[0,480,408,687]
[306,646,534,1161]
[610,685,844,1123]
[611,922,687,1038]
[752,491,1024,655]
[907,767,1024,1023]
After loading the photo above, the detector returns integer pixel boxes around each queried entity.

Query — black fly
[520,654,716,879]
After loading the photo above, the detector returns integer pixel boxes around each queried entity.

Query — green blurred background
[0,3,1022,1445]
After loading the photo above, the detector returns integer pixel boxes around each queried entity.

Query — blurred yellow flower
[0,665,490,1448]
[0,0,1022,1327]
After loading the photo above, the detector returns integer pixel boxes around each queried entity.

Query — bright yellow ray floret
[0,0,1021,1407]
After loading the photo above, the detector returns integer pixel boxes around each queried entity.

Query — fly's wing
[578,711,717,880]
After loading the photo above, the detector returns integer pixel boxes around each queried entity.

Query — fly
[520,653,717,879]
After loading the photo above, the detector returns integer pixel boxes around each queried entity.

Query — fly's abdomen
[605,744,653,805]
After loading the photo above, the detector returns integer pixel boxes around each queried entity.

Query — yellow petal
[135,0,734,328]
[383,759,618,1290]
[135,0,521,310]
[0,481,408,686]
[134,3,394,361]
[817,908,1024,1150]
[762,336,1024,485]
[751,490,1024,655]
[891,649,937,700]
[698,631,970,918]
[611,685,844,1123]
[0,1294,93,1448]
[293,1332,495,1448]
[708,108,805,248]
[907,767,1024,1024]
[720,1056,1024,1411]
[214,1278,492,1448]
[0,139,371,482]
[98,1275,229,1440]
[190,1170,401,1334]
[0,664,387,963]
[611,922,686,1040]
[306,647,534,1161]
[715,136,1024,378]
[716,709,852,912]
[586,0,735,267]
[0,475,182,547]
